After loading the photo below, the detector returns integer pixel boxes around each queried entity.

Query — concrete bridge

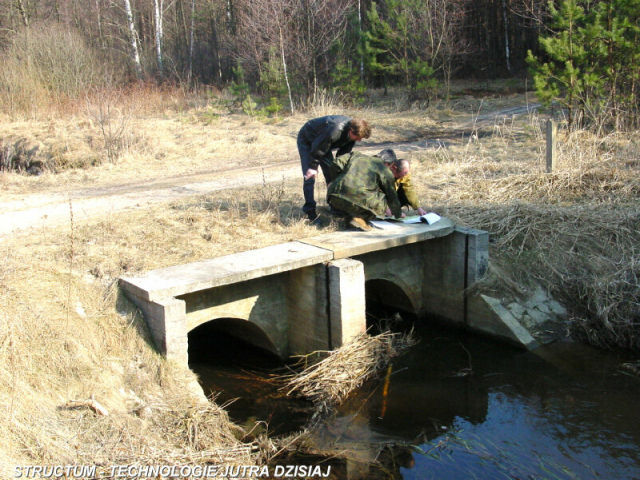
[119,218,537,366]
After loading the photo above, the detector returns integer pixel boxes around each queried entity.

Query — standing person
[327,150,402,231]
[297,115,371,222]
[376,149,428,217]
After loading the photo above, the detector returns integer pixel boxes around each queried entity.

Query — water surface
[191,321,640,479]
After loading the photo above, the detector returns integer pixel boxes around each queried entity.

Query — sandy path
[0,103,540,239]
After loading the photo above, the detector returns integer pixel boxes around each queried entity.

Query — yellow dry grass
[0,81,638,473]
[282,331,417,411]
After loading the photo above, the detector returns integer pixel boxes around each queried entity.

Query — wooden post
[546,119,556,173]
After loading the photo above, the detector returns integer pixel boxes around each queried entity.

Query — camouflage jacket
[331,153,419,210]
[327,151,402,218]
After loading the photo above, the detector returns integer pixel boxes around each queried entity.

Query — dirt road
[0,103,540,238]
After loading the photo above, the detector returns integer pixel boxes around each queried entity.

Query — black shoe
[306,210,320,223]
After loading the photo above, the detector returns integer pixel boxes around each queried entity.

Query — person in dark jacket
[297,115,371,221]
[327,150,402,231]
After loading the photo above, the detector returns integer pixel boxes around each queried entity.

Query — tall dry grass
[0,82,638,473]
[406,115,640,350]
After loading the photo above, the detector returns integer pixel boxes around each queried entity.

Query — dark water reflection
[191,321,640,479]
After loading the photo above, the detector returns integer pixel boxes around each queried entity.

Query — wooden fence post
[546,119,556,173]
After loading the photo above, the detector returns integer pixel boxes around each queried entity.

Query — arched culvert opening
[365,279,417,334]
[188,318,282,369]
[188,318,311,435]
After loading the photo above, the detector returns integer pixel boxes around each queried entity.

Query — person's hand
[400,211,406,218]
[417,207,427,216]
[384,208,392,217]
[304,168,317,180]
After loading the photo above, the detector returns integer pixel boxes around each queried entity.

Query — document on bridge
[369,212,442,230]
[369,219,403,230]
[401,212,442,225]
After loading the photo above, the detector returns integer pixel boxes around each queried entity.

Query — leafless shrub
[86,91,134,163]
[0,22,119,117]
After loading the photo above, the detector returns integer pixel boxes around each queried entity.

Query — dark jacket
[297,115,355,170]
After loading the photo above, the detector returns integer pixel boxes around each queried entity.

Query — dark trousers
[298,137,333,215]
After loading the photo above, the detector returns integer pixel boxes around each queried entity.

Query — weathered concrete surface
[119,218,498,365]
[328,259,367,349]
[468,285,568,349]
[468,295,540,349]
[352,227,489,325]
[120,241,333,302]
[298,218,455,259]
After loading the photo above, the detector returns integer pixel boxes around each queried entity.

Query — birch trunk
[16,0,29,26]
[279,25,294,114]
[502,0,511,72]
[123,0,143,79]
[153,0,164,75]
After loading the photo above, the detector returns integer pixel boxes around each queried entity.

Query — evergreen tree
[362,0,438,100]
[527,0,588,128]
[528,0,640,130]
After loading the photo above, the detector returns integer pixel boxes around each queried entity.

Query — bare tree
[153,0,163,74]
[123,0,143,78]
[411,0,470,97]
[16,0,29,26]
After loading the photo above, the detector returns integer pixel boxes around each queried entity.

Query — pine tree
[528,0,640,130]
[362,0,438,100]
[526,0,588,128]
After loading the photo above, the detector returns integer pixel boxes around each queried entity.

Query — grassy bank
[1,83,638,471]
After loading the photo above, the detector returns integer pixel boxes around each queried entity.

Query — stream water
[189,320,640,480]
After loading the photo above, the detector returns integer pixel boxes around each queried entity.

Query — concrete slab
[119,241,334,301]
[299,218,455,259]
[468,295,540,350]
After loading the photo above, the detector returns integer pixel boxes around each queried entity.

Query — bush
[0,22,121,115]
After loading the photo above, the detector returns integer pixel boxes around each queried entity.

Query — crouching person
[327,151,402,231]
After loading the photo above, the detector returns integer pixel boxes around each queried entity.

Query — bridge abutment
[120,219,536,368]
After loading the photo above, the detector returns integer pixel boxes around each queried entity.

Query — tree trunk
[123,0,143,79]
[502,0,511,72]
[188,0,195,84]
[153,0,164,76]
[95,0,105,49]
[16,0,28,26]
[279,25,294,114]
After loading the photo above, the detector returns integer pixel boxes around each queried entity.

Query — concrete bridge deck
[122,219,455,302]
[120,218,536,366]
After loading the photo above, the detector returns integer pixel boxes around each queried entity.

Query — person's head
[389,158,410,179]
[376,148,397,165]
[348,119,371,142]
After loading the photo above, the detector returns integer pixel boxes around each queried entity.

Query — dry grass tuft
[282,331,417,413]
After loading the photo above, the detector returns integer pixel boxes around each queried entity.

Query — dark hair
[376,149,397,164]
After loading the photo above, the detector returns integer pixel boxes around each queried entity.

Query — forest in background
[0,0,638,129]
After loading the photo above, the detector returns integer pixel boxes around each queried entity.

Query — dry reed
[282,331,417,414]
